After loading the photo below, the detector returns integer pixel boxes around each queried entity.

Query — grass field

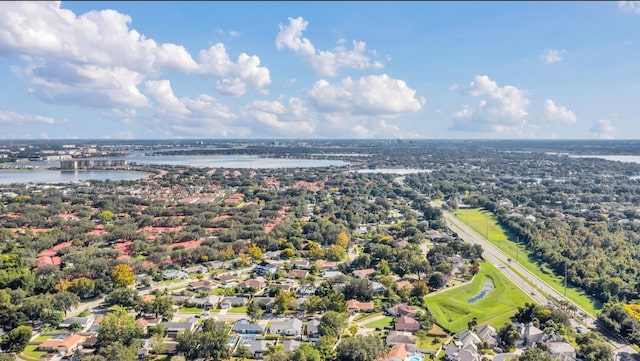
[363,316,394,329]
[180,306,203,314]
[426,260,534,333]
[453,208,599,315]
[417,336,447,351]
[21,344,47,361]
[228,305,247,314]
[354,311,383,322]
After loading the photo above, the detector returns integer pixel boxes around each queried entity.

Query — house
[183,264,208,274]
[385,331,416,351]
[475,324,497,348]
[188,279,214,292]
[315,260,338,270]
[520,323,544,346]
[59,315,95,331]
[290,259,310,268]
[135,317,162,332]
[287,269,309,279]
[297,284,317,297]
[371,281,386,294]
[395,280,413,290]
[220,296,248,309]
[282,339,301,352]
[386,303,419,318]
[216,273,237,284]
[162,269,188,280]
[457,330,481,348]
[271,281,297,293]
[238,278,266,291]
[320,270,344,280]
[443,344,481,361]
[232,319,264,334]
[168,294,192,305]
[346,299,375,315]
[254,261,278,275]
[254,297,275,312]
[138,339,154,359]
[385,343,409,361]
[245,339,277,359]
[163,321,197,337]
[395,315,420,332]
[38,334,85,354]
[352,268,376,279]
[269,318,303,336]
[306,319,321,340]
[188,295,221,310]
[547,341,577,360]
[82,336,98,349]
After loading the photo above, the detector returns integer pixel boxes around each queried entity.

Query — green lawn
[180,306,203,313]
[426,260,534,333]
[453,208,599,315]
[354,311,383,322]
[417,336,447,351]
[363,316,394,329]
[228,305,247,314]
[21,344,47,361]
[32,334,53,343]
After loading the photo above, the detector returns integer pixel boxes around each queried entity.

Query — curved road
[443,211,636,355]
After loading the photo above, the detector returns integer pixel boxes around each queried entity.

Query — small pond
[467,278,495,303]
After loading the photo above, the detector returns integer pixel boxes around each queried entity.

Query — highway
[443,211,637,355]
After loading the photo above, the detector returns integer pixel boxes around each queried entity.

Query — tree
[97,307,144,347]
[319,310,347,338]
[290,343,322,361]
[335,335,388,361]
[274,290,295,314]
[104,288,142,309]
[335,232,350,248]
[246,243,264,261]
[577,332,614,361]
[98,210,116,222]
[112,264,135,288]
[343,278,374,302]
[498,323,520,350]
[0,353,15,361]
[303,295,326,314]
[0,325,32,353]
[176,326,230,361]
[517,348,554,361]
[96,342,137,361]
[50,291,80,315]
[142,296,174,320]
[246,299,262,322]
[428,273,446,290]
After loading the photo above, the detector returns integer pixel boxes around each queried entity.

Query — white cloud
[307,74,424,116]
[450,75,530,134]
[619,1,640,15]
[589,119,616,139]
[241,98,315,136]
[540,99,577,124]
[0,109,60,125]
[0,1,271,111]
[143,80,238,137]
[449,83,459,91]
[276,17,383,77]
[540,49,566,64]
[102,108,137,124]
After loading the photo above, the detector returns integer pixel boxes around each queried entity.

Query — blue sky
[0,1,638,140]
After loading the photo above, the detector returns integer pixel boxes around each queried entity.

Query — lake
[354,168,433,174]
[0,169,147,185]
[569,155,640,164]
[0,154,350,184]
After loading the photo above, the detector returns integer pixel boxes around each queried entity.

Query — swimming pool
[407,355,423,361]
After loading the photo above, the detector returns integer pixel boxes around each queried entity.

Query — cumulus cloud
[540,99,577,123]
[241,98,315,136]
[450,75,530,134]
[589,119,616,139]
[142,80,239,137]
[540,49,566,64]
[619,1,640,14]
[0,110,60,125]
[307,74,424,116]
[0,1,271,111]
[276,17,383,77]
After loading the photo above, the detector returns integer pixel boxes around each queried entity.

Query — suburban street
[442,211,637,356]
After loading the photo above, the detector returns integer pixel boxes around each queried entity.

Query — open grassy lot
[453,208,599,315]
[426,260,534,333]
[354,311,383,322]
[363,316,394,329]
[417,336,447,351]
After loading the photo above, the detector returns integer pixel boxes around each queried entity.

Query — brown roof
[39,334,84,352]
[387,343,409,360]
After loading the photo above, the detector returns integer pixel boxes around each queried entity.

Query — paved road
[443,211,634,354]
